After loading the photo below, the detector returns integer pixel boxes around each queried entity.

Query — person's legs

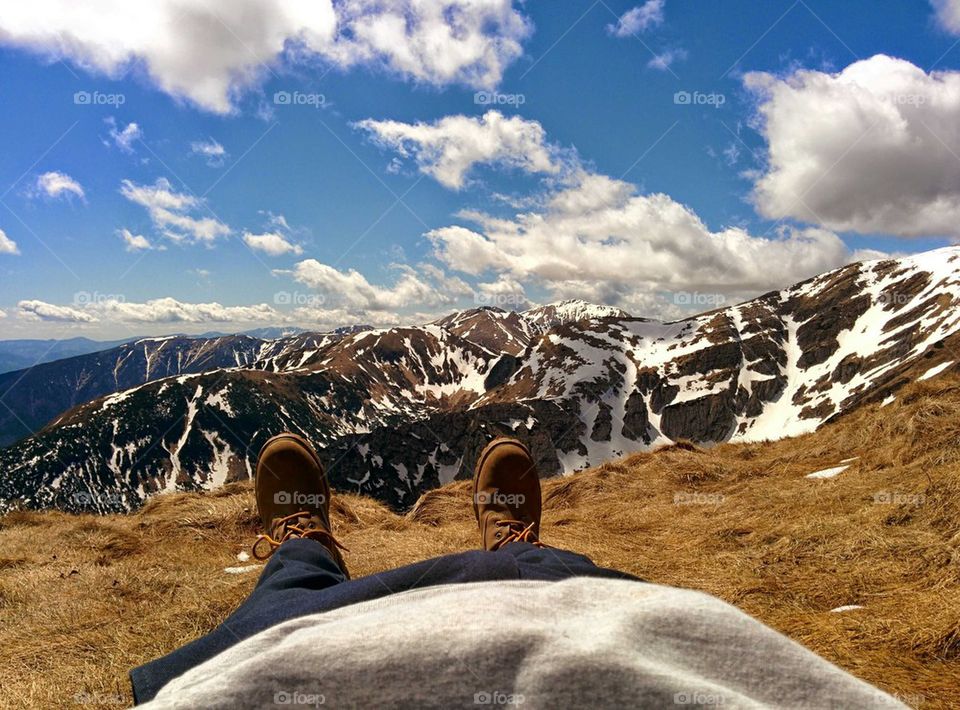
[500,541,642,582]
[131,539,523,702]
[242,536,347,602]
[130,434,640,703]
[132,540,637,702]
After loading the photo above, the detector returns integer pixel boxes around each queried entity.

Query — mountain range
[0,327,311,377]
[0,336,136,375]
[1,250,959,514]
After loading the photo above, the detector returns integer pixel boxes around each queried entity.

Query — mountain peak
[522,300,632,328]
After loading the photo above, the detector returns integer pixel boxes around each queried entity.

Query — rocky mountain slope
[2,250,960,514]
[0,329,382,447]
[0,336,136,375]
[0,335,285,446]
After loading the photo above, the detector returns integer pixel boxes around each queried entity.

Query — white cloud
[17,297,280,324]
[321,0,532,92]
[0,0,532,114]
[191,138,228,167]
[97,298,280,324]
[243,231,303,256]
[932,0,960,33]
[0,309,6,318]
[10,295,450,333]
[647,48,686,71]
[263,212,291,231]
[0,228,20,255]
[291,260,462,310]
[33,171,85,200]
[722,143,741,167]
[106,118,142,152]
[607,0,665,37]
[120,178,230,243]
[745,54,960,238]
[288,305,403,328]
[18,300,96,323]
[476,274,529,308]
[426,169,878,315]
[119,228,153,252]
[356,111,562,189]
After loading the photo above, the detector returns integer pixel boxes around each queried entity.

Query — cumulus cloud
[288,305,403,328]
[18,300,96,323]
[243,231,303,256]
[607,0,665,37]
[0,228,20,255]
[327,0,532,90]
[426,170,877,315]
[932,0,960,33]
[17,297,280,324]
[355,111,562,190]
[120,178,230,243]
[746,55,960,238]
[191,138,228,167]
[105,118,142,152]
[10,295,452,333]
[97,298,280,324]
[291,260,466,310]
[119,228,153,252]
[476,274,529,308]
[0,0,532,113]
[33,171,85,200]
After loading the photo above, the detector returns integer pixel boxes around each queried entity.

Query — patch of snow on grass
[806,465,850,480]
[224,564,261,574]
[919,361,954,381]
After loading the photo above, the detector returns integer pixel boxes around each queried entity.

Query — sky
[1,0,960,341]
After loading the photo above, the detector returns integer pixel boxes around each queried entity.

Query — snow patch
[918,361,954,381]
[224,564,262,574]
[806,465,850,480]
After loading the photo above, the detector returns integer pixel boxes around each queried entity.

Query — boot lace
[496,519,545,548]
[253,510,349,560]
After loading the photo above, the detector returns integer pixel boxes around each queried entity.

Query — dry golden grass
[3,377,960,708]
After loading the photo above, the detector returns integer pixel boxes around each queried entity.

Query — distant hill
[0,333,341,446]
[0,336,136,375]
[0,328,311,375]
[195,326,310,340]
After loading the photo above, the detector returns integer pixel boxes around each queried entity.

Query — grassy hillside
[2,377,960,708]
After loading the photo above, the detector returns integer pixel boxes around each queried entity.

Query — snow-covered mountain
[522,300,630,330]
[0,301,622,446]
[2,250,960,514]
[0,333,326,446]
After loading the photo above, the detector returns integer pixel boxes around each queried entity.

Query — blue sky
[1,0,959,339]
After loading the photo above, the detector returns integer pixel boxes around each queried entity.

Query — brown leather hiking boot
[473,437,544,551]
[252,433,349,577]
